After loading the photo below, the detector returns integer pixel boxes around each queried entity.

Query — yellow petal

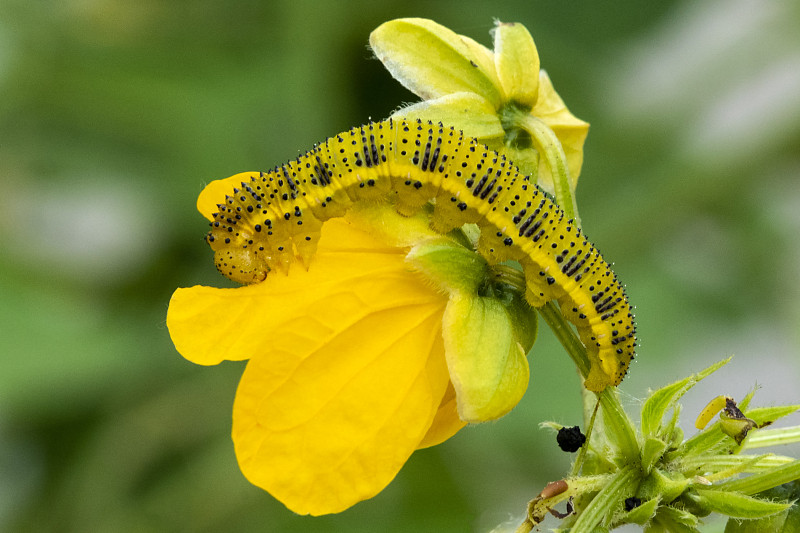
[492,22,540,107]
[167,218,443,366]
[232,293,449,515]
[370,18,502,107]
[196,172,262,221]
[392,92,505,141]
[417,381,466,449]
[459,34,503,96]
[533,71,589,191]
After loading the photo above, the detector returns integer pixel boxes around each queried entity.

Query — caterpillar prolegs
[206,119,636,391]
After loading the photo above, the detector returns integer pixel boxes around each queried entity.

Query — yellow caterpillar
[206,119,635,391]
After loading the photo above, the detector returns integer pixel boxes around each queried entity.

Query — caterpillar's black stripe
[205,119,636,391]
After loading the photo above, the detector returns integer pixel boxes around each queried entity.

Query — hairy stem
[500,105,580,224]
[537,301,591,379]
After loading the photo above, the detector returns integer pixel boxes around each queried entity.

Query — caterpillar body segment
[206,119,636,391]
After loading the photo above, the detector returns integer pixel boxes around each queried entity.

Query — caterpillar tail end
[583,367,615,393]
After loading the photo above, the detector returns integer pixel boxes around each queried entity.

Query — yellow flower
[167,172,538,515]
[370,18,589,198]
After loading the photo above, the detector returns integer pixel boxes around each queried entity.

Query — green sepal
[492,21,540,107]
[623,496,660,525]
[369,18,503,107]
[720,411,758,445]
[657,505,701,528]
[497,280,538,349]
[441,292,531,422]
[641,437,668,475]
[666,409,685,451]
[501,144,540,183]
[661,505,700,527]
[392,93,505,141]
[406,237,488,294]
[638,469,690,505]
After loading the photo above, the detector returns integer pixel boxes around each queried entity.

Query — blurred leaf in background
[1,0,798,532]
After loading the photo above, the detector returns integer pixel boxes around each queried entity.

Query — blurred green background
[1,1,799,531]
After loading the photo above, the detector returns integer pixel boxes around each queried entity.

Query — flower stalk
[500,103,580,223]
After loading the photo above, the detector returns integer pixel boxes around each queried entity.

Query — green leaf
[726,482,800,532]
[724,507,793,533]
[370,18,502,107]
[492,21,540,107]
[640,357,731,438]
[725,515,790,533]
[713,460,800,496]
[681,454,795,476]
[745,425,800,449]
[745,405,800,427]
[441,293,530,422]
[693,488,792,518]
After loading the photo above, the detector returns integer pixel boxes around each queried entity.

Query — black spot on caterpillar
[205,118,636,391]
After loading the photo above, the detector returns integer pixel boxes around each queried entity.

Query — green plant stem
[571,399,600,478]
[502,106,580,224]
[537,301,591,379]
[513,520,533,533]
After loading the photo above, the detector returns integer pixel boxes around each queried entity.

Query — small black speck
[624,497,642,512]
[556,426,586,453]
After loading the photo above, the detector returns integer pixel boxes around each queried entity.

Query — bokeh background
[2,0,799,531]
